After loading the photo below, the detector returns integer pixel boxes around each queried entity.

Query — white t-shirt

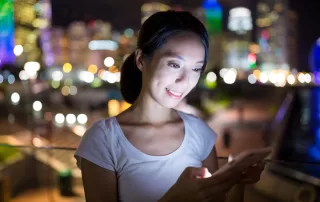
[74,111,216,202]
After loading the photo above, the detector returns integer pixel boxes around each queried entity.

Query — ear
[135,49,144,71]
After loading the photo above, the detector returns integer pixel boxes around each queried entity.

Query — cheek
[188,74,201,89]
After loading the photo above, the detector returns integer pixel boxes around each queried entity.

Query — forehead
[155,32,205,61]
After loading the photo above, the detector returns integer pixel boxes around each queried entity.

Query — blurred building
[256,0,290,72]
[223,7,253,72]
[14,0,44,64]
[141,2,171,24]
[0,0,15,65]
[287,10,298,71]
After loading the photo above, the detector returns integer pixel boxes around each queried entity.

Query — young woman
[75,11,264,202]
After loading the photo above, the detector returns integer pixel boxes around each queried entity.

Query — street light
[24,61,40,80]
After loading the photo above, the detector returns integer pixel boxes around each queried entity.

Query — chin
[157,99,182,109]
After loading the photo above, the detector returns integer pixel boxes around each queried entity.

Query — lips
[166,88,183,99]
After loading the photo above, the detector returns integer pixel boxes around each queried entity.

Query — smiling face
[137,32,206,109]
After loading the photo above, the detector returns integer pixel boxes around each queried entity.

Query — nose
[175,71,188,84]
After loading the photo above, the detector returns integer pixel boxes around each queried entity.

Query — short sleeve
[74,120,115,171]
[196,118,217,161]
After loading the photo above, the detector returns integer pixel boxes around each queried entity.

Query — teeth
[167,88,182,96]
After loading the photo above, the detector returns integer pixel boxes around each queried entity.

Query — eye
[168,62,180,69]
[192,67,202,72]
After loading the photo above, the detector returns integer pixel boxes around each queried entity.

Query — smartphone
[212,147,272,177]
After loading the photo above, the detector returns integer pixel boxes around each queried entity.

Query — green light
[91,78,103,88]
[205,80,217,89]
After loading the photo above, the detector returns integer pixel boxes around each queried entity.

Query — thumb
[182,167,211,179]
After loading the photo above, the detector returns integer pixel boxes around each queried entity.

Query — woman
[75,11,263,202]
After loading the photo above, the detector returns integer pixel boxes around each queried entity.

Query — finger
[181,167,207,179]
[199,168,242,188]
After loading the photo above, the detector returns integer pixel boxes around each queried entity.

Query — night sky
[51,0,320,71]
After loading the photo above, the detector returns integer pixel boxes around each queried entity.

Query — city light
[24,62,40,79]
[63,63,72,73]
[11,93,20,104]
[61,86,70,96]
[248,74,257,84]
[66,114,76,124]
[8,74,15,84]
[77,114,88,124]
[79,71,94,83]
[287,74,295,85]
[206,72,217,82]
[305,73,312,83]
[52,71,63,81]
[70,86,78,95]
[259,72,268,83]
[55,113,65,124]
[104,57,115,67]
[88,40,118,51]
[298,73,305,83]
[19,70,29,80]
[223,68,237,84]
[88,64,98,74]
[33,101,42,111]
[13,45,23,56]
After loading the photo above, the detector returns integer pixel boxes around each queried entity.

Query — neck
[129,93,175,125]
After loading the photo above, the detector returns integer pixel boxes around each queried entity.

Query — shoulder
[75,117,120,171]
[179,110,217,160]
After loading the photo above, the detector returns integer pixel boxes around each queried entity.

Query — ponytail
[120,52,142,104]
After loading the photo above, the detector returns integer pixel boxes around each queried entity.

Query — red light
[248,53,256,63]
[261,30,270,40]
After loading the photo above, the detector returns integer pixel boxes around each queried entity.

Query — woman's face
[139,32,205,109]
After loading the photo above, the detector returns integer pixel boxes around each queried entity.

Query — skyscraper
[141,2,171,24]
[0,0,15,65]
[14,0,42,63]
[256,0,290,71]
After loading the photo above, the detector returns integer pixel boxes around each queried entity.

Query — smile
[166,88,183,99]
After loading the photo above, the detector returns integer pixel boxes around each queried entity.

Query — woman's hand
[238,161,265,184]
[159,167,240,202]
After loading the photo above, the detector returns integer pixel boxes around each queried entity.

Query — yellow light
[253,69,261,79]
[108,100,120,117]
[63,63,72,73]
[61,86,70,96]
[121,101,131,112]
[88,64,98,74]
[98,69,105,78]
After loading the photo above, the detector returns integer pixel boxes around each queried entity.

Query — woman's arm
[202,147,245,202]
[81,158,118,202]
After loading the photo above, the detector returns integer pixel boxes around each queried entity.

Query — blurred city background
[0,0,320,201]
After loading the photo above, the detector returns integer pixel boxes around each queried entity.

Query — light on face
[55,113,65,124]
[33,101,42,111]
[77,114,88,124]
[11,92,20,104]
[66,114,76,124]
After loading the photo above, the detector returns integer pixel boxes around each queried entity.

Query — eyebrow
[163,51,205,64]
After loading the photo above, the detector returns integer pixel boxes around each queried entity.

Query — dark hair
[120,10,209,104]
